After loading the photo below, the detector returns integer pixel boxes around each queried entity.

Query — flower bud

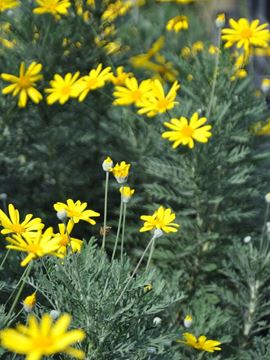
[153,317,162,326]
[56,210,67,222]
[265,193,270,203]
[120,186,135,203]
[102,156,113,172]
[243,236,251,244]
[23,292,36,313]
[215,13,225,28]
[0,193,7,200]
[261,79,270,93]
[184,315,193,328]
[50,310,61,320]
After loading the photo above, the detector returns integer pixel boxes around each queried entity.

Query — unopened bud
[23,292,36,313]
[0,193,7,200]
[265,193,270,203]
[153,317,162,326]
[215,13,225,28]
[184,315,193,328]
[102,156,113,172]
[261,79,270,93]
[243,236,251,244]
[50,310,61,320]
[56,210,67,222]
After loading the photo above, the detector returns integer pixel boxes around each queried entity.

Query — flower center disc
[241,28,252,39]
[181,125,194,137]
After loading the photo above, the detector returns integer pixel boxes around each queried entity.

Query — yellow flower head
[192,41,204,55]
[0,313,86,359]
[215,13,225,28]
[254,118,270,136]
[180,332,221,352]
[52,220,83,256]
[23,292,36,312]
[77,64,112,102]
[113,77,153,107]
[120,186,135,203]
[208,45,219,55]
[109,66,133,86]
[162,112,212,149]
[102,0,132,22]
[45,72,81,105]
[157,0,193,3]
[0,204,44,236]
[33,0,71,17]
[166,15,189,33]
[102,156,113,172]
[140,206,179,234]
[138,80,180,117]
[54,199,100,224]
[112,161,131,183]
[230,69,247,81]
[0,0,20,12]
[144,283,153,293]
[222,18,270,53]
[1,62,43,108]
[6,228,63,267]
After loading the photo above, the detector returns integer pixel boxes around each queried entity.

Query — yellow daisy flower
[140,206,179,233]
[120,186,135,203]
[166,16,188,33]
[1,62,43,108]
[162,112,212,149]
[222,18,270,52]
[102,1,132,22]
[180,332,221,352]
[53,199,100,224]
[109,66,133,86]
[77,64,112,102]
[0,203,44,235]
[0,0,20,12]
[53,220,83,256]
[45,72,81,105]
[138,80,180,117]
[33,0,71,17]
[113,77,153,106]
[112,161,131,183]
[5,228,63,266]
[0,313,85,359]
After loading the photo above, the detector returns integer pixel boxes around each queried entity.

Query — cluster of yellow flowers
[0,200,100,266]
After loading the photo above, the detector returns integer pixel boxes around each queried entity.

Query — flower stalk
[111,201,124,261]
[120,202,127,262]
[102,171,110,250]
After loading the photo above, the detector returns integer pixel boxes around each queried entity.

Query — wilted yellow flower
[23,292,36,312]
[192,41,204,55]
[179,332,221,352]
[53,221,83,256]
[112,161,131,183]
[162,112,212,149]
[166,15,188,33]
[0,313,85,359]
[102,0,131,22]
[0,203,44,235]
[144,283,153,292]
[33,0,71,17]
[113,77,153,106]
[222,18,270,53]
[0,0,20,12]
[140,206,179,233]
[78,64,112,102]
[54,199,100,224]
[181,46,191,58]
[6,228,63,266]
[120,186,135,203]
[45,72,82,105]
[138,80,180,117]
[109,66,133,85]
[1,62,43,108]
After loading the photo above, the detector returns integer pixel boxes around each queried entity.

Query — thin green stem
[146,238,156,272]
[206,28,221,119]
[260,202,269,252]
[111,201,124,261]
[120,202,127,262]
[0,248,11,269]
[6,263,32,321]
[115,235,155,305]
[102,171,110,250]
[5,263,31,306]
